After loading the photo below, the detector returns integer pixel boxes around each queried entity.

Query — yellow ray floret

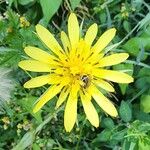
[33,84,63,113]
[92,69,133,83]
[91,28,116,54]
[68,13,79,50]
[84,23,98,47]
[18,60,51,72]
[89,84,118,117]
[80,90,99,127]
[64,82,79,132]
[97,53,129,67]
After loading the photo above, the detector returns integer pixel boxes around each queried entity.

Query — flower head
[18,13,133,132]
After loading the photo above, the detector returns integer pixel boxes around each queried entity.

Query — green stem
[35,106,63,134]
[75,118,87,150]
[128,86,148,103]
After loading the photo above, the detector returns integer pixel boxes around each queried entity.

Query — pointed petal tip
[23,82,28,89]
[24,46,32,53]
[112,28,117,32]
[64,125,73,132]
[111,111,118,117]
[93,23,98,28]
[109,28,117,36]
[130,77,134,83]
[18,61,23,69]
[121,53,129,60]
[93,121,99,128]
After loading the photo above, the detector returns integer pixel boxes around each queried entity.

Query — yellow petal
[36,24,64,57]
[56,87,70,108]
[94,79,115,92]
[97,53,129,67]
[61,31,71,54]
[91,28,116,54]
[64,82,79,132]
[89,84,118,117]
[24,74,51,88]
[92,69,134,83]
[33,84,63,113]
[18,60,51,72]
[24,46,59,65]
[68,13,79,50]
[84,23,98,47]
[48,74,63,84]
[80,91,99,127]
[85,53,104,64]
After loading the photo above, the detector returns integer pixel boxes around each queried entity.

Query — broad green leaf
[135,77,150,90]
[102,118,115,129]
[0,47,20,67]
[69,0,81,10]
[123,37,150,58]
[140,95,150,113]
[137,68,150,77]
[19,96,42,123]
[40,0,62,26]
[119,101,132,122]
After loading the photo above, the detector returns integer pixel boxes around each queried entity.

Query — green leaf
[97,129,112,142]
[140,95,150,113]
[137,68,150,77]
[7,0,17,7]
[40,0,62,26]
[138,140,150,150]
[135,77,150,89]
[19,96,42,123]
[0,47,20,67]
[119,101,132,122]
[18,0,35,5]
[128,142,136,150]
[69,0,81,10]
[138,13,150,30]
[32,143,41,150]
[102,117,115,129]
[122,139,132,150]
[111,129,127,141]
[123,37,150,58]
[99,11,107,24]
[123,20,131,33]
[12,131,35,150]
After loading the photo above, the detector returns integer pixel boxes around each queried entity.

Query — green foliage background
[0,0,150,149]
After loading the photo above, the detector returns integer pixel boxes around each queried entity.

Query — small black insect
[80,75,91,88]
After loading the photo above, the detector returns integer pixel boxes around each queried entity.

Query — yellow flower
[20,16,30,28]
[18,13,133,132]
[2,117,10,124]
